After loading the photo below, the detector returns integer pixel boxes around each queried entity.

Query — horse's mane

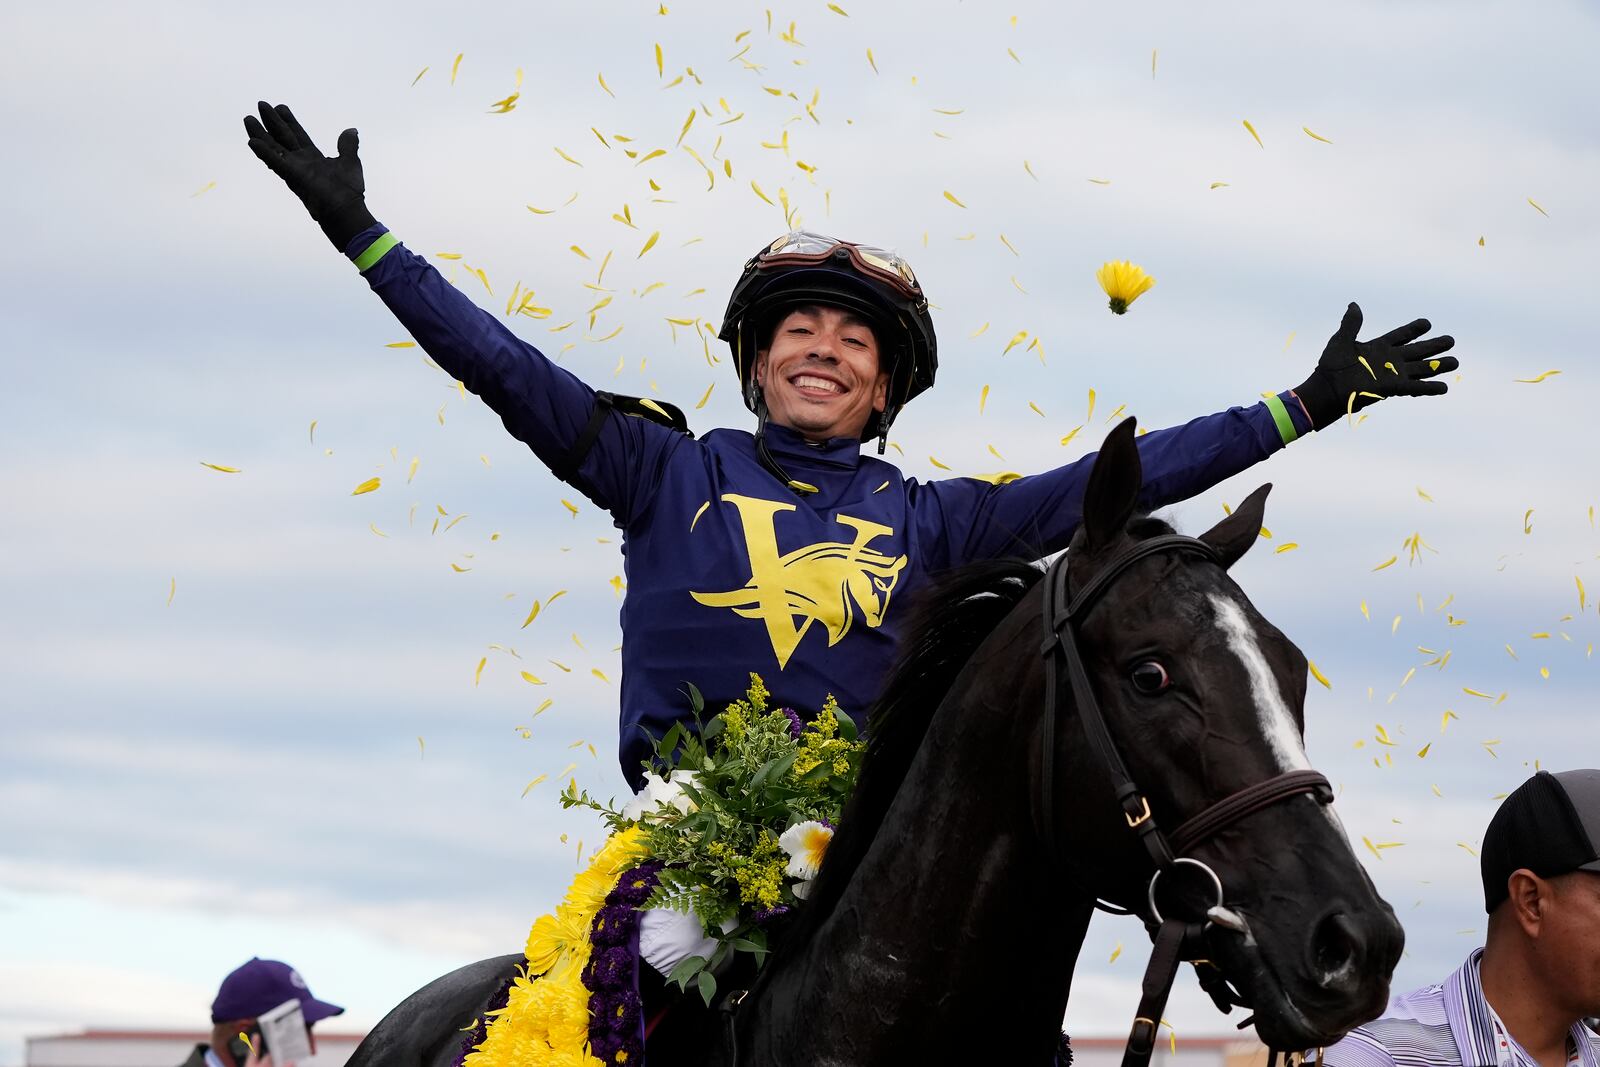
[785,515,1178,945]
[786,556,1045,940]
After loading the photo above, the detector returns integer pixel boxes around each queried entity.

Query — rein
[1038,534,1335,1067]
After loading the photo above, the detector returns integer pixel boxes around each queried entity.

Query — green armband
[352,232,399,272]
[1263,394,1299,445]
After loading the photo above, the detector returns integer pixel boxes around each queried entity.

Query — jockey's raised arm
[244,101,1459,792]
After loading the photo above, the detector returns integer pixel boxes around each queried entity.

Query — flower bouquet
[560,674,864,1003]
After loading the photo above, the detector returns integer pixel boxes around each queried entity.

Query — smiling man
[243,100,1459,794]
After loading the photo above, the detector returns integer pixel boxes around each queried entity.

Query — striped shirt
[1324,950,1599,1067]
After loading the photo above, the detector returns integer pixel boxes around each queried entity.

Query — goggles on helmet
[753,231,924,305]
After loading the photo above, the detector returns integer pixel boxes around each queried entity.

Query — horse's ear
[1198,483,1273,569]
[1081,417,1143,552]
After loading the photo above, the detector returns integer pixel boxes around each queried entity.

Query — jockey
[243,101,1458,972]
[243,99,1461,787]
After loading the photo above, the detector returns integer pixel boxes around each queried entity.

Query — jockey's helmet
[719,232,937,444]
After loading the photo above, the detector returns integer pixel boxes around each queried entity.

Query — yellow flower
[1096,260,1155,315]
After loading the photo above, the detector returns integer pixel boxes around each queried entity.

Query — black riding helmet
[718,232,937,450]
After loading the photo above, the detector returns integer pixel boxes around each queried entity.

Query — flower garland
[462,828,648,1067]
[463,676,864,1067]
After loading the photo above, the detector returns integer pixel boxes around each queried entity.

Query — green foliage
[569,673,865,984]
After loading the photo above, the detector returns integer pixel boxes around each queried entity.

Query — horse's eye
[1130,661,1171,693]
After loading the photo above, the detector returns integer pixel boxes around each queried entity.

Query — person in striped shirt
[1324,770,1600,1067]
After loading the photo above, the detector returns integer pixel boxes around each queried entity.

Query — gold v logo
[691,493,908,668]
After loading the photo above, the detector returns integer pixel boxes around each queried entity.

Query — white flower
[791,879,813,901]
[778,820,834,882]
[621,770,700,823]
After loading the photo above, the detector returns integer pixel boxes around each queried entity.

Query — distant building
[24,1030,367,1067]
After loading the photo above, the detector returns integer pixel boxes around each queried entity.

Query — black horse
[351,420,1404,1066]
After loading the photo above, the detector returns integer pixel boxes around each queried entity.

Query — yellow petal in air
[1302,126,1333,144]
[200,462,241,473]
[1372,555,1397,571]
[351,477,381,495]
[520,670,545,686]
[520,600,541,628]
[450,53,463,85]
[979,384,990,413]
[561,499,579,517]
[638,231,660,258]
[1242,119,1264,148]
[1308,660,1332,689]
[943,190,968,208]
[928,455,951,470]
[1514,370,1560,384]
[1527,198,1548,217]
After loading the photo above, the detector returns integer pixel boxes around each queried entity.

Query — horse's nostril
[1309,911,1362,988]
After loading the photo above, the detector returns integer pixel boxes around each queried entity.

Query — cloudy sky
[3,0,1598,1061]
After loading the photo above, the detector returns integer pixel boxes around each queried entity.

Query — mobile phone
[256,999,313,1066]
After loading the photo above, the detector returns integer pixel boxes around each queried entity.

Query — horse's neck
[745,678,1091,1061]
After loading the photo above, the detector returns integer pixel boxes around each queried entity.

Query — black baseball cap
[1481,769,1600,913]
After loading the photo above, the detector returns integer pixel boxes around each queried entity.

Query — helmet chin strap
[752,395,819,495]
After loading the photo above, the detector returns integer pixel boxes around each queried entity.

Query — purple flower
[587,945,634,988]
[780,707,804,739]
[603,990,642,1035]
[751,904,793,923]
[591,903,635,947]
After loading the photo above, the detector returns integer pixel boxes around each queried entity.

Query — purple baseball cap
[210,958,345,1024]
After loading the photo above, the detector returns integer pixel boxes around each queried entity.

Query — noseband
[1039,534,1335,1067]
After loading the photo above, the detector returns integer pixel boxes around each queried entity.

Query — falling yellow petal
[200,462,241,473]
[979,384,990,414]
[928,455,951,471]
[654,42,664,77]
[561,499,579,517]
[1372,555,1397,571]
[1209,181,1230,190]
[351,477,381,495]
[450,53,463,85]
[1514,370,1561,383]
[943,190,968,208]
[750,180,775,205]
[167,577,176,606]
[450,563,471,573]
[1059,425,1083,447]
[1302,126,1333,144]
[554,147,583,167]
[1001,329,1028,356]
[1110,941,1123,963]
[1024,160,1038,181]
[597,72,614,97]
[637,231,660,258]
[866,47,878,73]
[1417,743,1431,758]
[1524,509,1535,534]
[535,699,554,716]
[474,656,487,686]
[1527,198,1548,217]
[411,67,429,87]
[1028,402,1045,417]
[1308,660,1332,689]
[592,668,610,683]
[1242,119,1264,148]
[1086,178,1111,186]
[520,600,541,629]
[521,775,549,797]
[369,523,388,538]
[1275,542,1299,554]
[827,2,848,14]
[520,670,545,686]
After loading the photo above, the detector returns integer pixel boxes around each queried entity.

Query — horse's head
[1053,418,1403,1050]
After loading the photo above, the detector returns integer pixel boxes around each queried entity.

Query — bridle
[1039,534,1336,1067]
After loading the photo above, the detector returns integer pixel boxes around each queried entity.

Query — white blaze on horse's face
[1208,594,1311,774]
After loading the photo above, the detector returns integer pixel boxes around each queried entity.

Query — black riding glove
[1293,302,1459,431]
[243,101,377,253]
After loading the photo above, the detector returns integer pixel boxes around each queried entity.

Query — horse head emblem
[691,494,909,669]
